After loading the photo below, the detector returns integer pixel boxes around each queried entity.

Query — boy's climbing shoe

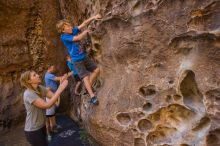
[89,96,99,105]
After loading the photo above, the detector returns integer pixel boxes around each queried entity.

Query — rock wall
[1,0,220,146]
[64,0,220,146]
[0,0,69,132]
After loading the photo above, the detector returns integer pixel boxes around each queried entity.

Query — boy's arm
[54,74,68,82]
[67,71,73,77]
[78,14,101,30]
[47,73,62,82]
[54,76,62,81]
[72,29,90,42]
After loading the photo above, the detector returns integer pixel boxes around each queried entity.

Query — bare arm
[78,14,101,30]
[54,76,62,81]
[67,71,73,77]
[32,80,68,109]
[72,29,90,42]
[55,96,60,107]
[54,73,69,81]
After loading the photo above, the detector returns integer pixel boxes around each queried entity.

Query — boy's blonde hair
[56,19,70,33]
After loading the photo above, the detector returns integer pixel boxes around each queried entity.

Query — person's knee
[94,67,100,74]
[83,76,91,85]
[83,75,89,81]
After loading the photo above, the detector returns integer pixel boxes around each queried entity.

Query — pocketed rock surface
[1,0,220,146]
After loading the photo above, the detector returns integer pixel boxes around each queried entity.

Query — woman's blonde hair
[20,71,41,96]
[56,19,70,33]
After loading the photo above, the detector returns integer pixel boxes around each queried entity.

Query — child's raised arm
[72,29,90,41]
[78,14,102,30]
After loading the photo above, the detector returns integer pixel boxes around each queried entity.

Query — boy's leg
[75,81,81,95]
[49,117,54,132]
[46,117,50,135]
[74,61,95,98]
[51,116,56,128]
[89,67,100,85]
[84,57,100,85]
[83,76,95,98]
[74,75,82,95]
[46,117,52,142]
[74,58,99,105]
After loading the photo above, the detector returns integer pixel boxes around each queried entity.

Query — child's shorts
[74,57,97,79]
[73,74,81,82]
[46,115,55,118]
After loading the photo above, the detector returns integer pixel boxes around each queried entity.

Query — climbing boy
[56,14,101,105]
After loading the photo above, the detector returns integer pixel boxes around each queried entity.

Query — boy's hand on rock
[88,26,95,33]
[94,14,102,20]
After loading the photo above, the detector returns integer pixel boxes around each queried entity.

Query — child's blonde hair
[56,19,70,33]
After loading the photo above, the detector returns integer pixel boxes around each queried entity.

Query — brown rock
[0,0,69,133]
[1,0,220,146]
[66,0,220,145]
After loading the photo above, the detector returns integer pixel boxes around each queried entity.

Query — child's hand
[58,80,68,91]
[92,47,98,52]
[87,28,94,34]
[94,14,102,20]
[88,26,95,33]
[60,74,68,83]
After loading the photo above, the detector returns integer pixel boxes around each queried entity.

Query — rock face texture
[65,0,220,146]
[0,0,68,132]
[1,0,220,146]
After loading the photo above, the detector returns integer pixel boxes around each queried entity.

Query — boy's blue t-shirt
[67,61,78,75]
[44,72,58,92]
[61,27,86,62]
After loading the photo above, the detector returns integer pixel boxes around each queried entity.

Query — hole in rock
[94,43,101,51]
[192,116,210,132]
[134,138,145,146]
[116,113,131,126]
[138,119,152,132]
[143,102,152,112]
[146,125,177,144]
[138,112,145,118]
[206,128,220,146]
[139,85,156,97]
[132,128,138,132]
[148,111,160,122]
[165,95,172,103]
[148,104,195,125]
[173,94,182,101]
[179,70,204,110]
[168,80,174,84]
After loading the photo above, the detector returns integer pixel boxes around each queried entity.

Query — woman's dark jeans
[25,126,48,146]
